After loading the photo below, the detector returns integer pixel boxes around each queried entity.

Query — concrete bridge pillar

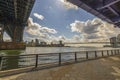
[0,23,4,42]
[13,25,24,42]
[4,21,24,43]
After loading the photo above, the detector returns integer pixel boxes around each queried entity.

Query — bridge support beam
[97,0,120,10]
[0,23,4,42]
[12,26,24,42]
[4,23,24,43]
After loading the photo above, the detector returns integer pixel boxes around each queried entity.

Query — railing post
[0,56,2,70]
[116,50,117,55]
[114,50,116,55]
[116,50,117,54]
[86,51,88,59]
[115,50,117,55]
[102,51,104,57]
[95,51,97,58]
[75,52,77,62]
[117,50,119,55]
[119,50,120,54]
[107,50,109,56]
[59,53,61,66]
[111,50,113,55]
[118,49,120,54]
[35,54,38,68]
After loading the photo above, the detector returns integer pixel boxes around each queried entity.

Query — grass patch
[0,50,24,55]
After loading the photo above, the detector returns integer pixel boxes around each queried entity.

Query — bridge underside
[0,0,35,42]
[67,0,120,27]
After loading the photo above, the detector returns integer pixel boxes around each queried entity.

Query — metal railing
[0,49,120,71]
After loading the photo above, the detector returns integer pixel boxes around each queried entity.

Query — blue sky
[22,0,120,43]
[30,0,95,38]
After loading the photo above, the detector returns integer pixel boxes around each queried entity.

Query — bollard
[86,51,88,59]
[75,52,77,62]
[95,51,97,58]
[35,54,38,68]
[102,51,104,57]
[59,53,61,66]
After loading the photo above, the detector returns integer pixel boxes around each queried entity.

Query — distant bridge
[65,42,110,44]
[67,0,120,27]
[0,0,35,42]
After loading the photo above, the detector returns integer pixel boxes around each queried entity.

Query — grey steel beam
[67,0,113,23]
[111,16,120,22]
[97,0,120,10]
[108,7,119,16]
[0,23,4,42]
[23,0,31,22]
[14,0,17,19]
[114,20,120,23]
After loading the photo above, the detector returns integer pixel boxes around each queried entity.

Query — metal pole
[0,57,3,70]
[118,50,120,54]
[114,50,116,55]
[59,53,61,66]
[119,50,120,54]
[102,51,104,57]
[115,50,117,55]
[95,51,97,58]
[75,52,77,62]
[111,50,113,55]
[86,51,88,59]
[35,54,38,68]
[107,50,109,56]
[117,50,119,55]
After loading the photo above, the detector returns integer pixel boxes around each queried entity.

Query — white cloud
[33,13,44,20]
[60,0,78,10]
[70,18,120,42]
[24,18,57,42]
[24,17,120,43]
[40,27,57,34]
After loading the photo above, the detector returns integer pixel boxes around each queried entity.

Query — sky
[4,0,120,43]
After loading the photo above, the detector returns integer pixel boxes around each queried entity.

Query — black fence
[0,49,120,71]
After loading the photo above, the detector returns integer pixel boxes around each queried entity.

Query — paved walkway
[1,55,120,80]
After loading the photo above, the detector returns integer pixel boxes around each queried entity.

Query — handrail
[0,49,120,57]
[0,49,120,71]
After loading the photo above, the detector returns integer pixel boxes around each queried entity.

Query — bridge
[0,0,35,42]
[65,42,110,44]
[67,0,120,27]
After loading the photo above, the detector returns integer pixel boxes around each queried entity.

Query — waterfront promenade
[1,55,120,80]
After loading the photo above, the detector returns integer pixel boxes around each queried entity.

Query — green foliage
[0,50,23,56]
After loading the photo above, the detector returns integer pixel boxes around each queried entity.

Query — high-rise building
[110,37,117,48]
[35,39,39,46]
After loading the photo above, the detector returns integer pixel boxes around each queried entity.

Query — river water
[0,47,117,70]
[24,47,114,54]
